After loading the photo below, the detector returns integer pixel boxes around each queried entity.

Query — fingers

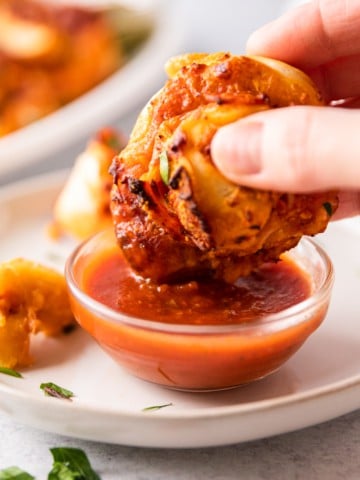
[334,191,360,220]
[246,0,360,68]
[211,106,360,193]
[307,54,360,102]
[237,0,360,220]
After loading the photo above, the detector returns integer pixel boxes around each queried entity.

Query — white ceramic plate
[0,171,360,448]
[0,0,183,177]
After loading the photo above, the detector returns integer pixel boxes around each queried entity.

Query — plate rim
[1,364,360,419]
[1,169,360,447]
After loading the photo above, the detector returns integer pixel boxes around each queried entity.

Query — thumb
[211,106,360,192]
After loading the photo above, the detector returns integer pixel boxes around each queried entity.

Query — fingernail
[212,121,263,176]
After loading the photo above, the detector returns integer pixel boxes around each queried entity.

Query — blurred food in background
[0,0,152,136]
[50,127,126,240]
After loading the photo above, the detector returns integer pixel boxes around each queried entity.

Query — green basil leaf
[48,462,82,480]
[40,382,74,401]
[48,448,100,480]
[0,366,22,378]
[0,466,35,479]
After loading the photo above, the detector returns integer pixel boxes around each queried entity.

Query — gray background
[2,1,360,478]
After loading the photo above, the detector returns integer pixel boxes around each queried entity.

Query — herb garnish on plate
[40,382,74,401]
[0,366,22,378]
[142,402,173,412]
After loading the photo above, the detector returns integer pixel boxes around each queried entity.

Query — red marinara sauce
[85,249,311,325]
[69,231,329,390]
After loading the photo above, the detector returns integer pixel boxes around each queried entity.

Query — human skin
[211,0,360,219]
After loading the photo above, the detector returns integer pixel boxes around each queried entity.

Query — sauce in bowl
[85,249,311,325]
[66,229,333,391]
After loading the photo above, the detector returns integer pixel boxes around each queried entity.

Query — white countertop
[1,410,360,479]
[1,1,360,477]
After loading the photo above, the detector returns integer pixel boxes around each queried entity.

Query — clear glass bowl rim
[65,232,334,335]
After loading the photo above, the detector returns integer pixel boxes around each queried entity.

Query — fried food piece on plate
[110,53,338,283]
[51,128,126,240]
[0,258,74,369]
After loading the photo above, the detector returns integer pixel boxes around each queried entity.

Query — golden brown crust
[0,258,74,368]
[110,53,338,283]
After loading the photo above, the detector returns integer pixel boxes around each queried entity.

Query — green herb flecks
[105,134,122,151]
[142,402,173,412]
[48,448,100,480]
[159,151,170,185]
[40,382,74,401]
[323,202,333,216]
[0,467,34,479]
[119,27,152,57]
[0,366,22,378]
[107,6,153,58]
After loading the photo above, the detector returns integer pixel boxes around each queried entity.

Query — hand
[211,0,360,219]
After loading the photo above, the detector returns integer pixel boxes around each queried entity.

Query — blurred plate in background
[0,0,183,177]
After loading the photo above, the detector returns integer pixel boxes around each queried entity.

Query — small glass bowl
[65,229,334,391]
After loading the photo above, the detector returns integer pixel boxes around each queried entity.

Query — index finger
[246,0,360,69]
